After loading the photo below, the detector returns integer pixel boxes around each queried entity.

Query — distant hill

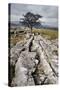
[9,21,58,30]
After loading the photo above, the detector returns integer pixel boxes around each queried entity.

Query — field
[32,28,58,40]
[10,34,25,46]
[10,28,58,47]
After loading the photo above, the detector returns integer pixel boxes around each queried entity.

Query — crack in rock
[9,35,58,86]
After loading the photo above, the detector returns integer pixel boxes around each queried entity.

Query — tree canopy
[20,12,42,32]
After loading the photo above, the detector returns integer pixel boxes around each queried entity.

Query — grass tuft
[32,28,58,40]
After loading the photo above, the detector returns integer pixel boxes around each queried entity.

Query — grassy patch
[10,34,25,46]
[10,28,58,47]
[32,28,58,40]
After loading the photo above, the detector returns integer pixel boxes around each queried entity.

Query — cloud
[11,4,58,18]
[27,5,58,18]
[10,3,58,27]
[37,17,58,27]
[11,4,29,16]
[11,15,24,21]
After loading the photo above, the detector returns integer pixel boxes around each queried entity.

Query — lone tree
[20,12,42,33]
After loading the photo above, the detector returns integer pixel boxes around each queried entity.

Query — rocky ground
[9,33,58,86]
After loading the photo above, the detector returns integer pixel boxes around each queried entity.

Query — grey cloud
[10,3,58,27]
[27,5,58,18]
[11,4,58,18]
[11,4,28,16]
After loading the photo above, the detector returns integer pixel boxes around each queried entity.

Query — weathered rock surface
[11,51,38,86]
[9,34,58,86]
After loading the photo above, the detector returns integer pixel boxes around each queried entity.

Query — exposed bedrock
[9,34,58,86]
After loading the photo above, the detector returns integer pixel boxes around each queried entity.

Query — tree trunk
[31,26,32,33]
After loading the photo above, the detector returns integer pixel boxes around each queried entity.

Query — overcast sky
[10,3,58,27]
